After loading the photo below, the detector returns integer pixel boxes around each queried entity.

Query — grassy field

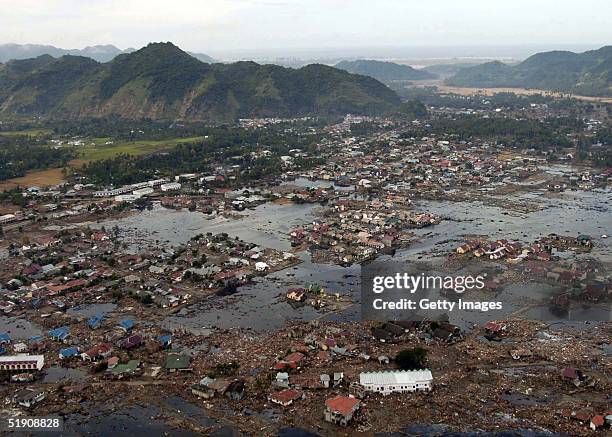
[412,80,612,103]
[0,135,207,190]
[0,168,66,190]
[74,136,207,162]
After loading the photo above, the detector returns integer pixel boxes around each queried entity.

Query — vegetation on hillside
[0,43,401,121]
[335,59,436,82]
[446,46,612,96]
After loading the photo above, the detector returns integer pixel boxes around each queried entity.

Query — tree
[395,347,428,370]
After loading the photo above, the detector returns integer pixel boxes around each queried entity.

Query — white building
[0,355,45,371]
[161,182,181,192]
[359,370,433,395]
[0,213,16,224]
[255,261,269,272]
[133,187,154,197]
[115,194,140,203]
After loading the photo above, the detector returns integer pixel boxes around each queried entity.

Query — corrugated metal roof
[359,370,433,386]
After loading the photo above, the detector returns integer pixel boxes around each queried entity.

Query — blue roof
[0,345,6,355]
[0,332,11,343]
[48,326,70,340]
[60,347,79,358]
[158,334,172,344]
[88,313,104,328]
[119,319,134,330]
[28,335,44,343]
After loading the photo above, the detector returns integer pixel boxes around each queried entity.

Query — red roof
[269,389,302,405]
[46,284,70,294]
[285,352,305,363]
[590,415,604,427]
[325,396,360,416]
[84,342,113,357]
[563,367,579,379]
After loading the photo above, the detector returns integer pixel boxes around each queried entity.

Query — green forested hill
[335,59,436,82]
[0,43,400,121]
[446,46,612,96]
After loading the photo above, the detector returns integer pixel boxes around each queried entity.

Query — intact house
[324,395,361,426]
[81,343,113,361]
[269,389,303,406]
[359,369,433,395]
[0,355,45,371]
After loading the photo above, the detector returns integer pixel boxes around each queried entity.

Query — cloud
[0,0,609,54]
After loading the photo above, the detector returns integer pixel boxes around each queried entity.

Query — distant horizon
[2,0,610,59]
[0,41,609,64]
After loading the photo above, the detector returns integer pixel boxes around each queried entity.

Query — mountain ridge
[335,59,436,82]
[446,46,612,96]
[0,42,401,121]
[0,42,215,64]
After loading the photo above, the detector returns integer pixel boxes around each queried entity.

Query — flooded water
[67,303,117,318]
[57,397,228,436]
[281,177,355,192]
[61,404,198,436]
[406,188,611,262]
[0,315,43,339]
[164,251,359,333]
[99,185,610,333]
[99,201,320,251]
[43,366,89,383]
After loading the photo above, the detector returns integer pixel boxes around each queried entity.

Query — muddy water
[163,251,359,333]
[403,187,611,262]
[43,366,89,383]
[99,201,320,252]
[280,177,355,192]
[66,303,117,318]
[99,185,610,332]
[0,315,43,339]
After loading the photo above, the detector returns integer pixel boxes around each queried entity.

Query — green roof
[164,353,190,369]
[109,360,140,374]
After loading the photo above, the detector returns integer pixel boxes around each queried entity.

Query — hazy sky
[1,0,610,57]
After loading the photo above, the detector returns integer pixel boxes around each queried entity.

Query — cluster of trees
[394,86,597,114]
[51,117,214,140]
[577,126,612,167]
[0,135,74,181]
[395,347,428,370]
[399,114,581,151]
[81,125,323,186]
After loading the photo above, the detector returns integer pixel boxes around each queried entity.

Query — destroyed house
[119,319,134,332]
[13,388,46,408]
[164,353,191,371]
[158,335,172,349]
[0,332,11,344]
[108,360,140,376]
[120,334,143,350]
[191,377,231,399]
[88,314,104,329]
[225,380,245,400]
